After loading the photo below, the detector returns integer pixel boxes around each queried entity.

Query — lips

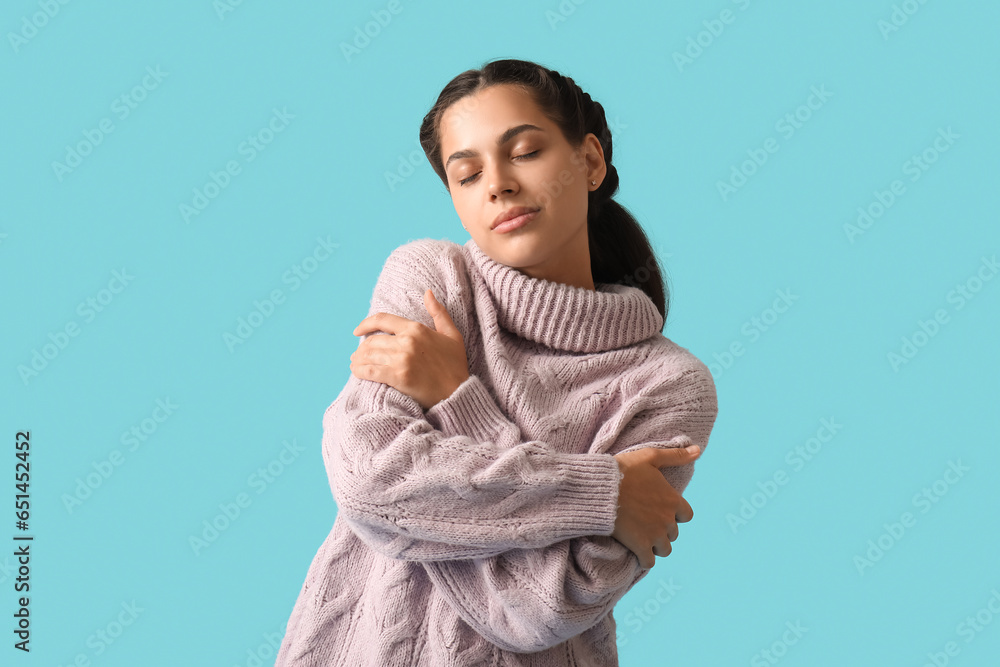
[491,206,540,230]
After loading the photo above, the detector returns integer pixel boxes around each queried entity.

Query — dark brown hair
[418,58,670,329]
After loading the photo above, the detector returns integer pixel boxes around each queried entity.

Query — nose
[487,163,518,200]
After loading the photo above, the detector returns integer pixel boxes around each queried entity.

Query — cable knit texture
[275,238,719,666]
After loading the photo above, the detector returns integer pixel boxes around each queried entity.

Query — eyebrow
[444,123,546,171]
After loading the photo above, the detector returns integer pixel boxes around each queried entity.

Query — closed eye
[458,151,540,187]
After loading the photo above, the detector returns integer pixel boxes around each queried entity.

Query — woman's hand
[351,289,470,410]
[611,445,701,569]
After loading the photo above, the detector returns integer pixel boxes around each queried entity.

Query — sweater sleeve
[325,241,623,558]
[422,364,719,653]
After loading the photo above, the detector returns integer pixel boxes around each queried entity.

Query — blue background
[2,1,998,665]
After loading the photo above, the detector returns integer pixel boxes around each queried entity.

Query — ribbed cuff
[425,374,517,443]
[538,451,622,538]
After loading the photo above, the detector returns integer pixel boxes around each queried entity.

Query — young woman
[275,58,719,666]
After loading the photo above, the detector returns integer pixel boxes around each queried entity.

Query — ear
[583,134,607,188]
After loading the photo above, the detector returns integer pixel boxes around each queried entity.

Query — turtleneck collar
[463,239,663,353]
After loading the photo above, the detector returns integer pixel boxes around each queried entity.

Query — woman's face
[438,84,606,286]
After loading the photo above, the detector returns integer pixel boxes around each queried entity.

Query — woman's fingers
[653,538,672,557]
[353,311,416,336]
[675,497,694,524]
[649,444,702,467]
[353,336,397,366]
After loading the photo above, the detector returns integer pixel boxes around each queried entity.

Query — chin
[494,240,553,269]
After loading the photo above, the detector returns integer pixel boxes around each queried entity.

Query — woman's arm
[336,345,718,651]
[343,363,714,562]
[326,240,623,557]
[325,369,623,558]
[421,369,718,654]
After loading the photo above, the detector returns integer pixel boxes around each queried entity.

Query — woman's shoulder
[630,334,717,407]
[374,238,477,329]
[644,334,711,373]
[386,237,465,260]
[381,237,470,283]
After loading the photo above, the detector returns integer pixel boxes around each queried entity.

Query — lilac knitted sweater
[275,238,718,666]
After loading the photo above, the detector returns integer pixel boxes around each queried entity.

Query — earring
[591,180,596,186]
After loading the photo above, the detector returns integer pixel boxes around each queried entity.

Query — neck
[511,229,595,291]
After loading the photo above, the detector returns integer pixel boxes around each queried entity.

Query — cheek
[544,160,586,197]
[563,185,592,224]
[451,194,478,225]
[548,170,588,206]
[452,192,473,212]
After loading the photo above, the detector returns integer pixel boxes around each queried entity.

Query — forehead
[439,84,552,152]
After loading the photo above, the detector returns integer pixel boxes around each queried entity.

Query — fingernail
[685,445,701,454]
